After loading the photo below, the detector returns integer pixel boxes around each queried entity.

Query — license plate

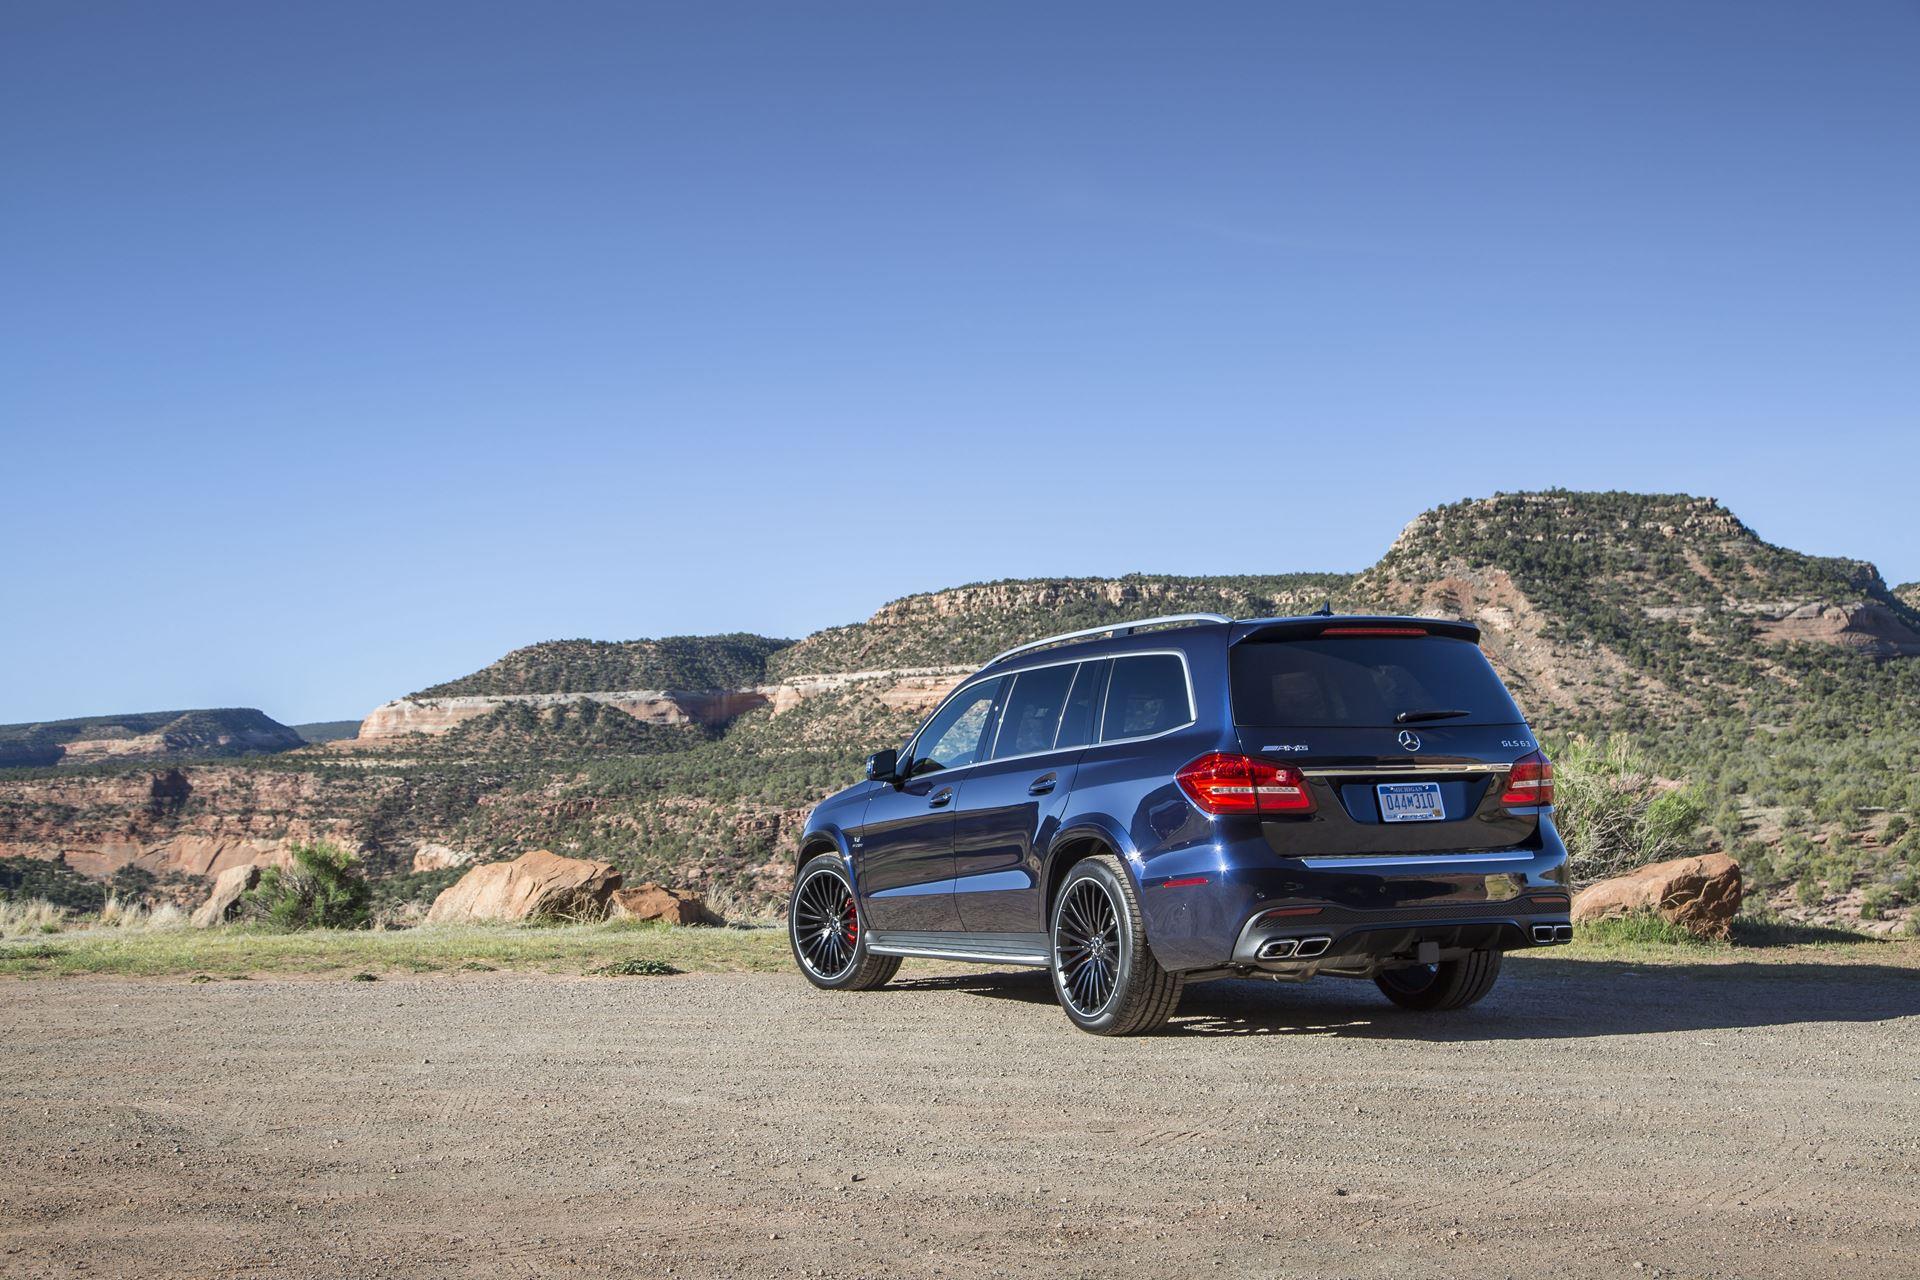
[1377,781,1445,823]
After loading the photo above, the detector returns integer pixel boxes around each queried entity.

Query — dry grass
[0,898,67,939]
[96,896,191,931]
[0,919,792,978]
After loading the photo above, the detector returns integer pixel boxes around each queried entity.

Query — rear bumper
[1137,820,1571,974]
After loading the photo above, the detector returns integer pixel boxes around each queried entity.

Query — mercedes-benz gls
[787,613,1569,1035]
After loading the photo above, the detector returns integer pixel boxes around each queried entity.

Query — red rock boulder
[608,883,722,927]
[426,850,621,924]
[1572,852,1743,939]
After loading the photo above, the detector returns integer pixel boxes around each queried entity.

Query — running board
[864,930,1050,967]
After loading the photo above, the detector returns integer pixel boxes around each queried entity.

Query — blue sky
[3,2,1916,725]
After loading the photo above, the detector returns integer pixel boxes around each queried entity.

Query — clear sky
[3,2,1916,726]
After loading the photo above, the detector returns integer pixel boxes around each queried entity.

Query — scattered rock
[424,850,621,924]
[1573,852,1743,939]
[411,843,478,873]
[191,863,261,928]
[607,883,722,927]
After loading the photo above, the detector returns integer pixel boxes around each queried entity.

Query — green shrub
[1795,875,1825,909]
[244,841,371,931]
[1859,885,1894,921]
[1549,739,1705,882]
[1885,814,1910,840]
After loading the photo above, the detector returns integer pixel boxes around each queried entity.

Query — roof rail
[984,613,1232,668]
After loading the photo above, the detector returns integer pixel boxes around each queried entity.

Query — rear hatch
[1230,620,1541,857]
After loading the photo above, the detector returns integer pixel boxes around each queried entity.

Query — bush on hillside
[1549,738,1707,883]
[243,841,371,930]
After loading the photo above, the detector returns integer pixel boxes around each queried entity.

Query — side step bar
[865,930,1050,967]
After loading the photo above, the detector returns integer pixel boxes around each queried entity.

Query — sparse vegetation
[243,841,372,931]
[1546,739,1707,882]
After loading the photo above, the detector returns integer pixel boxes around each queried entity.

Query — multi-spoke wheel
[788,853,901,992]
[1373,948,1502,1010]
[1048,854,1182,1035]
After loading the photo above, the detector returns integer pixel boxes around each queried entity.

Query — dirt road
[4,955,1917,1278]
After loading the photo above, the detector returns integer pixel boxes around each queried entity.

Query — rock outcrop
[191,863,261,927]
[1753,601,1920,658]
[411,843,479,873]
[356,669,967,740]
[1572,853,1743,939]
[425,850,621,924]
[608,883,722,926]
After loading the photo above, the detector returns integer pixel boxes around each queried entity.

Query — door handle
[1028,773,1057,796]
[927,788,954,808]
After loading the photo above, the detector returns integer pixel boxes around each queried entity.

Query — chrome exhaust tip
[1256,938,1299,961]
[1554,924,1574,943]
[1293,936,1332,959]
[1531,924,1555,943]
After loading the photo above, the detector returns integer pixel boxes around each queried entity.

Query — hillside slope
[415,634,792,697]
[0,709,304,769]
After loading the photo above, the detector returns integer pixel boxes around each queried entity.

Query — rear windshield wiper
[1394,708,1470,724]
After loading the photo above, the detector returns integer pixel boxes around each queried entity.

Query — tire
[789,853,901,991]
[1048,854,1183,1035]
[1373,948,1503,1011]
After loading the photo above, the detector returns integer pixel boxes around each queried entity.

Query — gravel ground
[3,955,1918,1279]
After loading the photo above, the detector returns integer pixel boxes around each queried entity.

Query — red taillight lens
[1176,753,1315,815]
[1501,751,1555,807]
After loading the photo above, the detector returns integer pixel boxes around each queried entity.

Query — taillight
[1176,753,1315,815]
[1501,751,1554,807]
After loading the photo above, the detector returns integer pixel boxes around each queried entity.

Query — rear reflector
[1160,875,1210,888]
[1176,753,1315,815]
[1501,751,1555,807]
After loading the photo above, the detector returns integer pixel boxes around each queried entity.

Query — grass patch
[1529,911,1919,968]
[0,921,788,979]
[588,957,682,977]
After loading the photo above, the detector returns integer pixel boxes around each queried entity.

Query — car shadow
[886,956,1920,1039]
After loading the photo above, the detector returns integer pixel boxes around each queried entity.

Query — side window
[990,664,1078,759]
[1054,659,1110,750]
[1100,655,1191,741]
[911,678,1004,773]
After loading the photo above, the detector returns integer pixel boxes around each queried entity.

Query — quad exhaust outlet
[1531,924,1575,944]
[1257,935,1332,961]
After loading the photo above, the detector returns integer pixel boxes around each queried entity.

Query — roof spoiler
[1234,616,1482,645]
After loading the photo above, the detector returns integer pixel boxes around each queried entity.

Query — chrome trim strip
[1298,852,1537,868]
[863,942,1050,966]
[1299,762,1507,776]
[985,613,1230,667]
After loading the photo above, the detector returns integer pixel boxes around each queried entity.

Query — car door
[854,676,1005,933]
[951,660,1109,934]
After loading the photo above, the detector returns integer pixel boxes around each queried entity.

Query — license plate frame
[1377,781,1446,823]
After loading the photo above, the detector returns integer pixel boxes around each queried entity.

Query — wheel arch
[1042,819,1136,926]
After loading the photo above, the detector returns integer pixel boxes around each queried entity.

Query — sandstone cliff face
[0,766,375,880]
[1753,601,1920,658]
[357,669,968,740]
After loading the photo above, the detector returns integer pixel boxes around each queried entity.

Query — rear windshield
[1230,636,1522,727]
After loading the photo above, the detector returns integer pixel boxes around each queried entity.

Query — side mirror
[865,749,901,785]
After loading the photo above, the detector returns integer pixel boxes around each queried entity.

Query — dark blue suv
[788,613,1570,1035]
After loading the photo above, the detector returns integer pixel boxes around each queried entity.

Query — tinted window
[991,665,1078,759]
[912,678,1004,773]
[1054,659,1110,749]
[1231,637,1522,727]
[1100,655,1191,741]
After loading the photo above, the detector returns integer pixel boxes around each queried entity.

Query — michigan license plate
[1377,781,1445,823]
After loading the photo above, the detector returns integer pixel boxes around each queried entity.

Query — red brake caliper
[843,895,859,947]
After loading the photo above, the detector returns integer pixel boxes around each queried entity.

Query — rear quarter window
[1100,654,1192,741]
[1230,636,1522,727]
